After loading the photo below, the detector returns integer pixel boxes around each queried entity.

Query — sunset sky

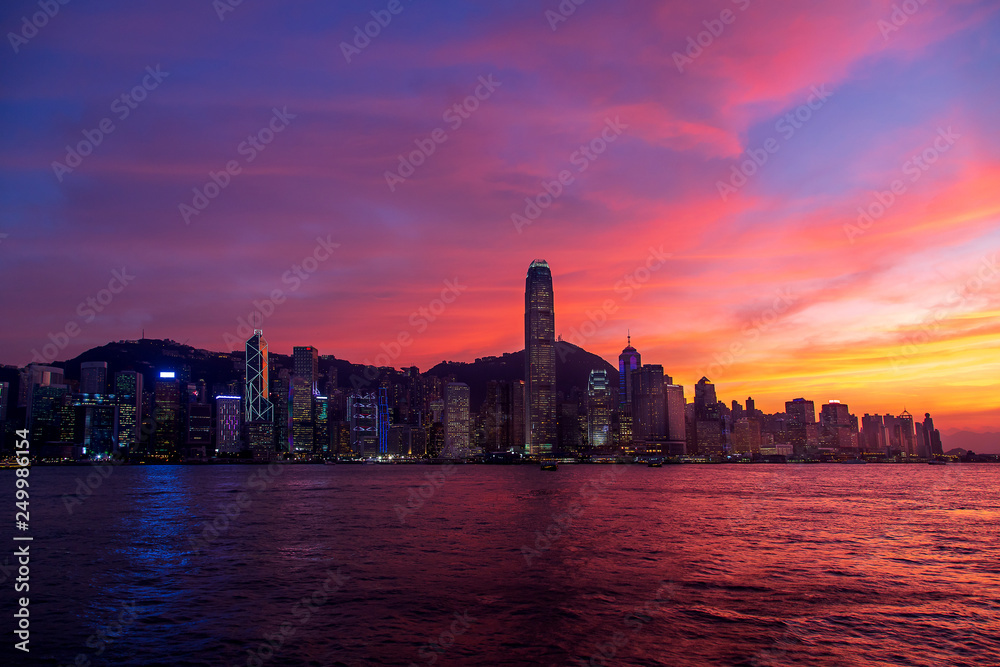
[2,0,998,431]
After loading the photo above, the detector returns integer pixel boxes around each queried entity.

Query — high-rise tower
[246,330,274,423]
[291,345,319,454]
[525,260,556,456]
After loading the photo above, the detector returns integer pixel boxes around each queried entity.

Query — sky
[1,0,998,432]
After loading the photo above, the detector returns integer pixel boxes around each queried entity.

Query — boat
[540,460,558,471]
[928,459,948,465]
[841,458,867,464]
[647,461,662,468]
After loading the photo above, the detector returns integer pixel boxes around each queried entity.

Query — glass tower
[524,260,556,456]
[246,330,274,423]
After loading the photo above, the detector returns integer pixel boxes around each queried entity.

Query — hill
[425,341,618,406]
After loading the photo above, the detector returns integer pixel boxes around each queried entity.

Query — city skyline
[2,0,998,435]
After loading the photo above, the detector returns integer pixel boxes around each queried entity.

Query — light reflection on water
[18,463,1000,666]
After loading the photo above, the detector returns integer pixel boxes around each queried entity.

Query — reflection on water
[19,463,1000,666]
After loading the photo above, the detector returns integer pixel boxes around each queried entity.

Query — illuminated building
[291,346,319,454]
[444,382,471,458]
[587,370,612,451]
[524,259,556,456]
[377,386,390,455]
[314,395,331,455]
[74,393,119,457]
[631,364,666,445]
[216,396,242,454]
[617,335,640,449]
[115,371,142,448]
[80,361,108,395]
[245,330,274,423]
[732,418,761,455]
[153,371,181,458]
[349,392,377,456]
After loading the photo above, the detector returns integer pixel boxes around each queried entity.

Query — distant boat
[841,458,867,464]
[647,461,662,468]
[928,459,948,465]
[324,460,337,465]
[541,460,558,471]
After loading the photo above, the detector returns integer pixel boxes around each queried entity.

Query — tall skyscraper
[694,377,718,419]
[115,371,142,448]
[631,364,666,444]
[923,413,943,456]
[618,335,641,407]
[80,361,108,395]
[617,335,641,450]
[524,259,556,456]
[216,395,243,454]
[291,345,319,454]
[664,382,686,448]
[246,330,274,423]
[153,371,181,458]
[444,382,471,458]
[587,370,612,451]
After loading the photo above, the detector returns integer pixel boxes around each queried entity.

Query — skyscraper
[153,371,180,459]
[587,370,612,451]
[617,335,641,450]
[291,345,319,454]
[444,382,471,458]
[618,335,641,407]
[631,364,666,444]
[664,383,686,447]
[524,260,556,456]
[80,361,108,395]
[216,395,243,454]
[115,371,142,448]
[246,330,274,423]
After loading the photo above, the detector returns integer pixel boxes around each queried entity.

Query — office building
[524,260,556,456]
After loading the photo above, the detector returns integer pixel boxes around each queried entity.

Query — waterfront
[12,464,1000,666]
